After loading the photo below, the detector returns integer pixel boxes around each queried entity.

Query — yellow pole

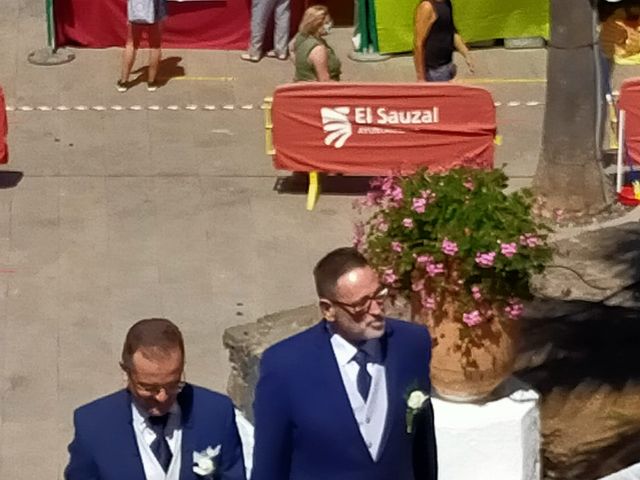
[263,97,275,155]
[306,172,320,211]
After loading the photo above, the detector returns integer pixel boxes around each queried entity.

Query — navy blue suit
[65,384,246,480]
[252,318,437,480]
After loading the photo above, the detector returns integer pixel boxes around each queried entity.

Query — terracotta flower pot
[412,295,518,402]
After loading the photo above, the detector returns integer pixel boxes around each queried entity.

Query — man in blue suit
[252,247,437,480]
[65,318,246,480]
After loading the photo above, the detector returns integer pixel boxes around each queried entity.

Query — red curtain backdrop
[55,0,307,49]
[620,78,640,165]
[0,87,7,165]
[271,83,496,175]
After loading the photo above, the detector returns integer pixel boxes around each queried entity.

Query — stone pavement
[2,1,640,477]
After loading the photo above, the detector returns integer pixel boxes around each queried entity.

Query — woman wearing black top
[413,0,474,82]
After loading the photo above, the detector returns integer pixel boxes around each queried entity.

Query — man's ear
[120,362,131,385]
[120,365,129,386]
[319,299,336,321]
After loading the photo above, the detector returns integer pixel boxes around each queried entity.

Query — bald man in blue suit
[252,248,437,480]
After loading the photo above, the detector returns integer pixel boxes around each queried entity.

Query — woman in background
[290,5,341,82]
[413,0,473,82]
[118,0,167,92]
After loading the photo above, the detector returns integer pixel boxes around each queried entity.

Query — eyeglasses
[129,374,186,396]
[330,286,389,316]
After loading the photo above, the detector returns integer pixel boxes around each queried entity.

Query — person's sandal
[266,50,288,61]
[116,80,128,93]
[240,53,260,62]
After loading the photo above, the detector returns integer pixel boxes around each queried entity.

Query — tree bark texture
[534,0,610,213]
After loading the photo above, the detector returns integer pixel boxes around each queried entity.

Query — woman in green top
[289,5,342,82]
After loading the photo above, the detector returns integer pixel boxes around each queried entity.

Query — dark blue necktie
[148,414,172,472]
[354,349,372,402]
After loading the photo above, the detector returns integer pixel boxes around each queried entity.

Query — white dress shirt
[131,402,183,480]
[330,332,388,461]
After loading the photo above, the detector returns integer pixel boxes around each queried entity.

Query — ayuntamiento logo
[321,105,441,149]
[321,107,352,149]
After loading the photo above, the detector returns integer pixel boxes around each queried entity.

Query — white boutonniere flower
[193,445,221,477]
[406,390,430,434]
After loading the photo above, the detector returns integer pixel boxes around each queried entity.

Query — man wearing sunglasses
[252,247,437,480]
[65,318,246,480]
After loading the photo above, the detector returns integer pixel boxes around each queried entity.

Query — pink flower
[352,222,365,249]
[462,310,483,327]
[411,278,425,292]
[402,218,414,228]
[391,241,403,253]
[519,234,541,248]
[416,254,433,267]
[367,190,382,205]
[471,286,482,301]
[372,176,403,207]
[382,268,397,285]
[389,186,404,204]
[375,218,389,233]
[505,301,524,319]
[463,178,474,191]
[373,176,394,194]
[500,242,518,258]
[528,237,541,248]
[370,176,386,189]
[412,197,427,213]
[421,294,436,311]
[475,251,496,268]
[420,189,436,202]
[441,238,458,256]
[426,262,444,277]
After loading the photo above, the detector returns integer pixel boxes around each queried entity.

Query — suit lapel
[378,323,399,456]
[178,385,196,480]
[112,390,147,479]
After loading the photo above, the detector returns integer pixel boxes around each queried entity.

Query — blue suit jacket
[252,318,437,480]
[65,384,246,480]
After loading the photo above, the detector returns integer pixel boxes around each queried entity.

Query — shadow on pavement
[274,173,374,195]
[132,56,185,87]
[0,170,23,189]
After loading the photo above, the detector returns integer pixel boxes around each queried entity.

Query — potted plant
[354,167,553,401]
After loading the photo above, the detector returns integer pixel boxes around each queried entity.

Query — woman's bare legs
[120,23,142,84]
[147,23,163,85]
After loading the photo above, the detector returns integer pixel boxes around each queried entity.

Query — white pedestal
[236,379,541,480]
[433,380,541,480]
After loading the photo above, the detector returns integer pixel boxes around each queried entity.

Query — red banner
[55,0,249,49]
[272,83,496,175]
[0,87,7,165]
[619,78,640,165]
[55,0,308,50]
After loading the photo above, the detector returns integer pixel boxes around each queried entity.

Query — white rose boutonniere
[406,390,430,434]
[193,445,221,478]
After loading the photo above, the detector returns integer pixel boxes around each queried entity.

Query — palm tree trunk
[533,0,611,213]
